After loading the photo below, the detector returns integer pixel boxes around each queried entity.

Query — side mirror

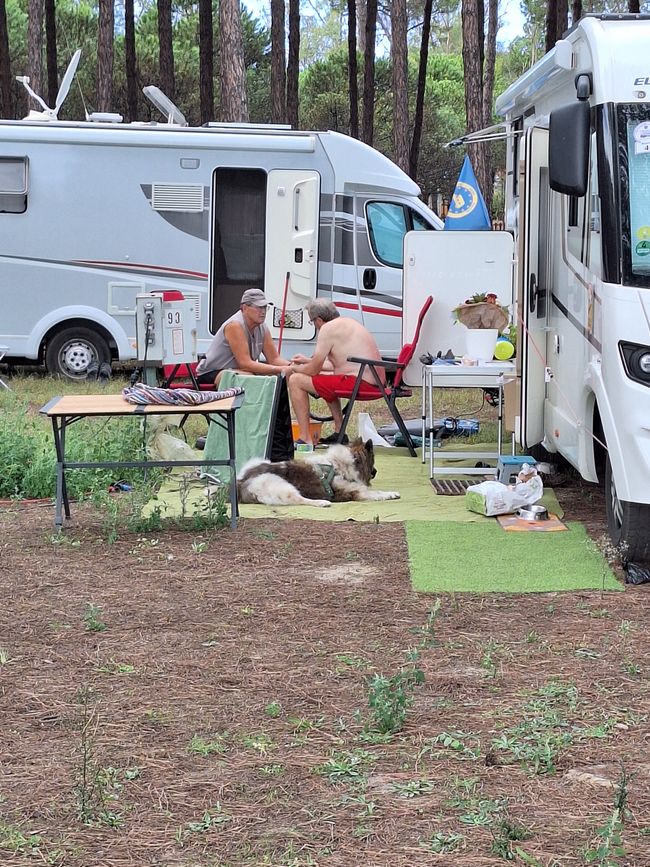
[549,101,590,196]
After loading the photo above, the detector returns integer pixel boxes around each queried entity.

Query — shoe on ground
[294,439,314,453]
[98,362,112,384]
[319,431,349,446]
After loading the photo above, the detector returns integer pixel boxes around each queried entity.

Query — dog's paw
[313,499,332,508]
[381,491,401,500]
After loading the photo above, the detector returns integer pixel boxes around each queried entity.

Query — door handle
[363,268,377,291]
[529,272,538,314]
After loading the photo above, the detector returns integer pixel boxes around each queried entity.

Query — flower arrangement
[452,292,509,331]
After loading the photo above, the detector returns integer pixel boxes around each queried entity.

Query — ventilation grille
[273,308,304,329]
[152,184,204,212]
[430,478,487,496]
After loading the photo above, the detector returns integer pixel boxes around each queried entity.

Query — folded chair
[332,295,434,457]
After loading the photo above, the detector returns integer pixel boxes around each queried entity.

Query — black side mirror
[549,101,590,197]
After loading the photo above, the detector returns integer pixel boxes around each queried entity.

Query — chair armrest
[347,356,401,371]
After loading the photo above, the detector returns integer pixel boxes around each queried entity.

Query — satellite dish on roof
[16,49,81,121]
[142,86,188,126]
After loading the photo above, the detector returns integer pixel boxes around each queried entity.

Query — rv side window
[0,157,28,214]
[367,202,432,267]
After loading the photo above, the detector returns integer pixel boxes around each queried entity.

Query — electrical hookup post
[134,293,198,385]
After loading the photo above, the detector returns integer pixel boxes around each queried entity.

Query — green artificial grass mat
[406,520,621,593]
[144,445,562,524]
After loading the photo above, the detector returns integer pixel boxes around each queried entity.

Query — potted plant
[452,293,510,361]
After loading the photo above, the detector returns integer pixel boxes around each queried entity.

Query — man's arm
[224,322,289,375]
[261,329,290,367]
[289,327,332,377]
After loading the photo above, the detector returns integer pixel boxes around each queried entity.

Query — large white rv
[0,85,442,378]
[404,14,650,562]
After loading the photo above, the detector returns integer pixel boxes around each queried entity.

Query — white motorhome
[0,74,442,379]
[404,13,650,562]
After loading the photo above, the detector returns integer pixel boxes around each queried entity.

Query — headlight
[619,341,650,386]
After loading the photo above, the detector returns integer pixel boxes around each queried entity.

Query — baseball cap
[241,288,269,307]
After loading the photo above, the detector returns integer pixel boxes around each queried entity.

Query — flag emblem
[444,155,491,231]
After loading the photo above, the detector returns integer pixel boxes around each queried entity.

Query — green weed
[83,603,106,632]
[366,664,425,734]
[419,830,465,853]
[188,733,229,756]
[264,701,282,718]
[313,749,377,783]
[584,767,630,866]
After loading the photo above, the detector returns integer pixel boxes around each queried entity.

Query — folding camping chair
[0,345,11,390]
[332,295,434,457]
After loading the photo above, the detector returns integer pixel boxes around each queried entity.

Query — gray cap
[241,288,269,307]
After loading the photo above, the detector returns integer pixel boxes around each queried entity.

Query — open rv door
[518,126,550,448]
[265,169,320,342]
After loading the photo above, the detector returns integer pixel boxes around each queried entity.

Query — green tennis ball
[494,339,514,360]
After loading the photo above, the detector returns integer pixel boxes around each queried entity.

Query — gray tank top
[196,309,267,374]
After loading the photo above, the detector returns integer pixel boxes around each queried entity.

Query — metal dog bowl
[515,504,549,521]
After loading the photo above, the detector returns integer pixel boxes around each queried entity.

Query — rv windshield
[618,104,650,287]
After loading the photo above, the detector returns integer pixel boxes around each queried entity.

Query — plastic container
[464,328,498,361]
[291,421,322,446]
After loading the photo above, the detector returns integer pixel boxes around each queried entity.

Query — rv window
[367,202,433,267]
[0,157,28,214]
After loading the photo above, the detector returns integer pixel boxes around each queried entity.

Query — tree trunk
[347,0,359,139]
[287,0,300,128]
[391,0,409,173]
[157,0,175,99]
[125,0,138,122]
[362,0,377,146]
[482,0,497,129]
[409,0,432,179]
[556,0,568,40]
[44,0,57,108]
[571,0,582,25]
[357,0,366,56]
[199,0,214,124]
[27,0,43,107]
[220,0,249,122]
[545,0,558,52]
[0,0,12,117]
[97,0,114,112]
[462,0,490,216]
[271,0,286,123]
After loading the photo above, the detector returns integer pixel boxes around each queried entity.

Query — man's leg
[288,372,317,442]
[325,397,343,432]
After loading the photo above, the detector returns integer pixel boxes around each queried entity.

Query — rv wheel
[605,455,650,563]
[45,327,111,380]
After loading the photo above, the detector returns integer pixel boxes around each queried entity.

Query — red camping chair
[156,290,214,390]
[331,295,434,457]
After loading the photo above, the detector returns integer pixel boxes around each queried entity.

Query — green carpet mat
[406,520,621,593]
[145,446,562,524]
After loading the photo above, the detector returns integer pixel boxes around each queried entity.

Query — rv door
[519,126,550,449]
[265,170,320,342]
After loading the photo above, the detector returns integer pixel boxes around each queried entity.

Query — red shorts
[312,374,382,403]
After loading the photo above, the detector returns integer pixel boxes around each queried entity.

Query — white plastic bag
[466,463,543,516]
[357,412,393,448]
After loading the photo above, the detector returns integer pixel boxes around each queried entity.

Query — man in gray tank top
[196,288,291,386]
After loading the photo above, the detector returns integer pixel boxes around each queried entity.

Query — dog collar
[315,463,336,500]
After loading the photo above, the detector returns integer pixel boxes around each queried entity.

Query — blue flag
[444,155,491,231]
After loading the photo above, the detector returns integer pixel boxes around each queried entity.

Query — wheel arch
[29,307,132,362]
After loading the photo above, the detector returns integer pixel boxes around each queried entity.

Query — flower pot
[464,328,498,362]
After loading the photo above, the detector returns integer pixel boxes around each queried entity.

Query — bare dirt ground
[2,469,650,866]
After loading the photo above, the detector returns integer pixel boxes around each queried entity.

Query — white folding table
[421,361,516,478]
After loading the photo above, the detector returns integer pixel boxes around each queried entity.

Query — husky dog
[235,438,400,508]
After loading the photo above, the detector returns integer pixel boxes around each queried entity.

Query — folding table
[39,392,244,529]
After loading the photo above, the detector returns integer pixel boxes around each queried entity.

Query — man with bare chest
[287,299,384,449]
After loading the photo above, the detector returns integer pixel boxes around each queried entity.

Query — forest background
[0,0,647,218]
